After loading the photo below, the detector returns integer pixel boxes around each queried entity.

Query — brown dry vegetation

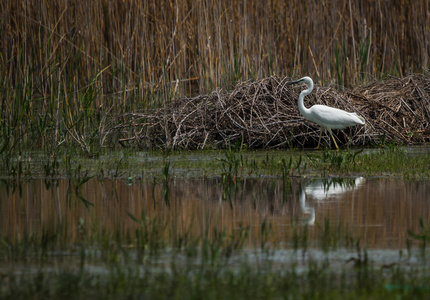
[2,0,429,90]
[116,74,430,149]
[0,0,429,150]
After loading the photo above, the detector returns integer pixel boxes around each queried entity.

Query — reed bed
[349,74,430,144]
[114,74,430,149]
[2,0,429,91]
[0,0,429,152]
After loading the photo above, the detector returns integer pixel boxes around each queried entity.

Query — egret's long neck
[298,85,313,119]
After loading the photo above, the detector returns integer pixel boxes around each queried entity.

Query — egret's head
[286,76,313,87]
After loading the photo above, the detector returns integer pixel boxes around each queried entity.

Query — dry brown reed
[1,0,429,96]
[1,1,429,151]
[115,74,430,149]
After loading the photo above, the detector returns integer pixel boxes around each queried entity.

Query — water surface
[1,177,429,249]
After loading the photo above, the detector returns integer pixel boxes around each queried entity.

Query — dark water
[1,177,429,249]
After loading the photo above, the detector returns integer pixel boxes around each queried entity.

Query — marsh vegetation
[1,148,430,298]
[1,0,430,154]
[1,0,430,298]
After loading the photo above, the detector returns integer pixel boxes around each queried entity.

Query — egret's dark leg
[315,129,323,149]
[327,128,339,150]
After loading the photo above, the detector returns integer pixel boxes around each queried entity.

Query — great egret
[287,76,365,149]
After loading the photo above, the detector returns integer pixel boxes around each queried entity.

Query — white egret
[287,77,365,149]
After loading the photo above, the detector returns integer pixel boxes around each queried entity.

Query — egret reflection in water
[304,177,365,201]
[299,189,315,225]
[2,176,428,249]
[298,177,365,225]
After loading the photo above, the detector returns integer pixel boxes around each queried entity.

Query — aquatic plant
[409,218,430,256]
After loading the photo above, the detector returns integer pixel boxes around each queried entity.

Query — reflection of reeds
[1,177,429,251]
[1,177,430,298]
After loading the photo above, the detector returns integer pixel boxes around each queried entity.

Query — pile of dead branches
[113,74,430,149]
[348,74,430,146]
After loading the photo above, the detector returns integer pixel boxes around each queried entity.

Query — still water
[1,177,429,249]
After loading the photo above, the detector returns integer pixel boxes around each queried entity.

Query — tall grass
[0,0,429,152]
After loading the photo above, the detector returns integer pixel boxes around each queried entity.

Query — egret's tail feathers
[351,112,365,125]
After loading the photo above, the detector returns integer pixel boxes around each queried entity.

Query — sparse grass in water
[1,171,430,298]
[1,146,429,180]
[408,218,430,257]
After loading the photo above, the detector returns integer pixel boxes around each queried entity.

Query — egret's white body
[287,76,365,149]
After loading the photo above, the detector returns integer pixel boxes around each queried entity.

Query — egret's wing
[308,105,364,129]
